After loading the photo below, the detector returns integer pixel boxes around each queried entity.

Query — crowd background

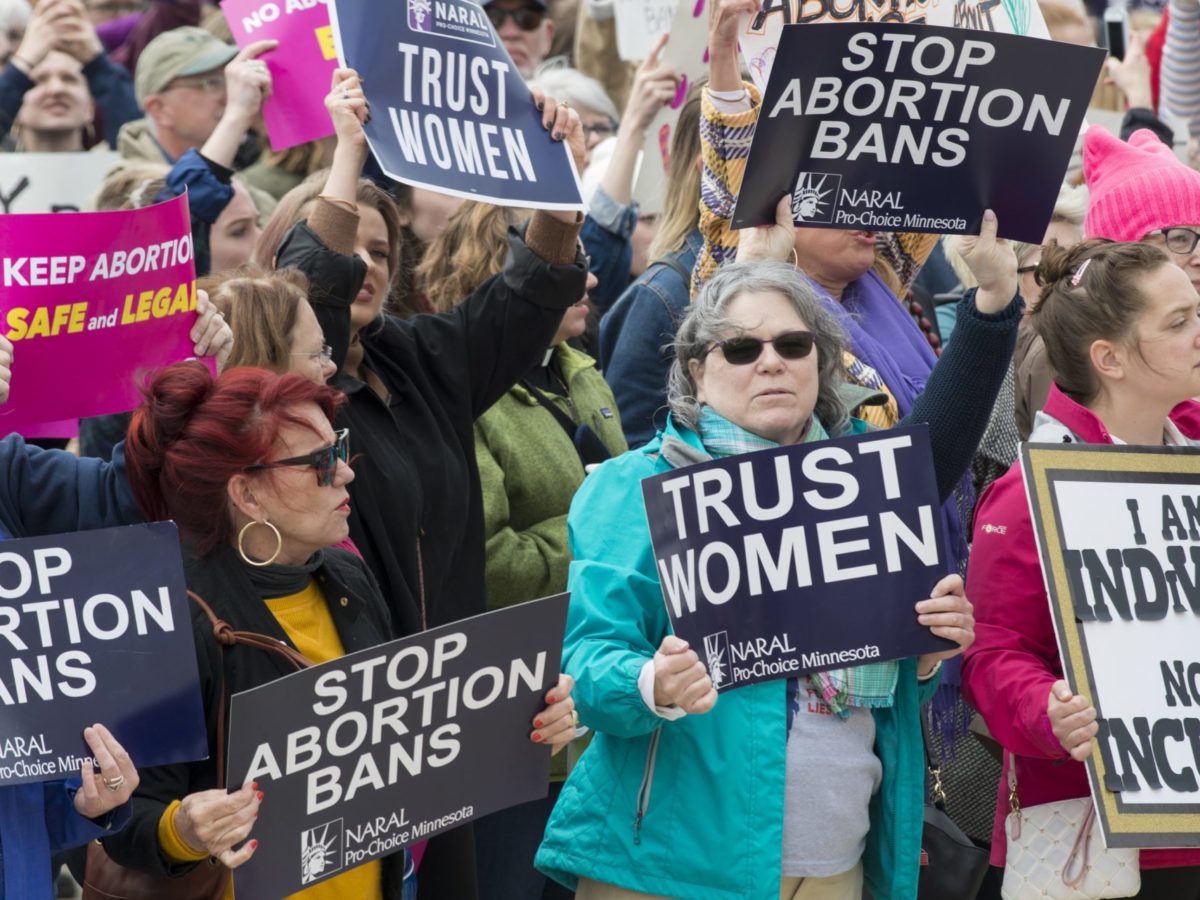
[2,0,1200,897]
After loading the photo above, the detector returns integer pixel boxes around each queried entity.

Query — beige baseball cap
[135,27,238,105]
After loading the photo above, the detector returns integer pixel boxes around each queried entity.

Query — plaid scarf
[696,406,898,720]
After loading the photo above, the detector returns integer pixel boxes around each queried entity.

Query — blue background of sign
[641,426,954,691]
[732,23,1105,243]
[329,0,583,209]
[0,522,207,785]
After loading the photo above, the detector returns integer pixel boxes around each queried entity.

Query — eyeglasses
[485,4,545,30]
[244,429,350,487]
[581,119,618,141]
[705,330,816,365]
[1155,227,1200,255]
[290,345,333,364]
[1016,264,1039,275]
[165,74,225,95]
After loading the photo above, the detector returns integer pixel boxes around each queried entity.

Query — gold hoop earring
[788,247,799,270]
[237,520,282,567]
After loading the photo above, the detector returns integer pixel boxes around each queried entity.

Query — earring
[237,520,282,567]
[789,247,799,270]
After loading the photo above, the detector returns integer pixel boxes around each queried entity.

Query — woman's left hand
[915,573,974,676]
[957,209,1018,314]
[530,673,577,756]
[737,194,795,263]
[530,89,587,176]
[74,723,139,819]
[192,289,234,371]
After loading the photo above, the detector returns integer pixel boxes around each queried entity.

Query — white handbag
[1001,753,1141,900]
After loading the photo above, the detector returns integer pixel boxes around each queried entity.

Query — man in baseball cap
[481,0,552,77]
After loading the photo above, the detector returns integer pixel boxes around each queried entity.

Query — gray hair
[528,63,620,124]
[0,0,30,31]
[667,261,850,436]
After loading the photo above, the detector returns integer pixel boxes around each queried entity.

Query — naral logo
[791,172,840,224]
[410,0,497,47]
[703,631,730,688]
[408,0,433,31]
[300,819,343,885]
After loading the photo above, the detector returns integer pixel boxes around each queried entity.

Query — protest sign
[614,0,677,62]
[739,0,1051,91]
[222,0,338,151]
[328,0,582,210]
[730,24,1104,243]
[631,0,709,214]
[227,593,569,899]
[641,426,952,692]
[1023,443,1200,849]
[0,522,206,786]
[0,194,200,430]
[0,151,118,215]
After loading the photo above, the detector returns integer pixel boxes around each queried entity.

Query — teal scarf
[696,406,898,718]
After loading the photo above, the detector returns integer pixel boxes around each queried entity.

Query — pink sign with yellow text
[0,194,199,432]
[223,0,339,152]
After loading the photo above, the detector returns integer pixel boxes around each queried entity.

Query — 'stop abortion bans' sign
[328,0,583,210]
[0,523,207,786]
[0,194,201,431]
[642,426,953,692]
[731,24,1105,243]
[1024,443,1200,849]
[227,593,569,900]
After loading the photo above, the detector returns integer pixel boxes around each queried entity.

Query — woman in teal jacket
[537,233,1022,899]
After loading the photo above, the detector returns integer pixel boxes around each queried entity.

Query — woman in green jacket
[536,221,1023,899]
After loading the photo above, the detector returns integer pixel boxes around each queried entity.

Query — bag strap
[649,254,691,283]
[520,378,599,472]
[920,707,947,809]
[188,590,315,788]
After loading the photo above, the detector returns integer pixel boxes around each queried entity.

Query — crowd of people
[2,0,1200,897]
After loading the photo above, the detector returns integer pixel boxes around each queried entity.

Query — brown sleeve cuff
[307,198,360,256]
[525,210,585,265]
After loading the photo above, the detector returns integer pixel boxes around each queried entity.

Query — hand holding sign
[737,194,795,264]
[190,289,234,369]
[956,210,1019,314]
[530,89,587,179]
[175,782,264,868]
[326,68,370,152]
[0,334,12,404]
[532,673,579,754]
[654,636,718,714]
[914,573,975,675]
[1047,680,1099,763]
[73,724,140,819]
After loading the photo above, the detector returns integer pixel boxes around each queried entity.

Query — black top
[276,221,587,637]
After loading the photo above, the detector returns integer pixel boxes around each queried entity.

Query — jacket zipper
[416,533,428,631]
[633,728,661,844]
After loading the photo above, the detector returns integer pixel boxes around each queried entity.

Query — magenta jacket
[962,383,1200,869]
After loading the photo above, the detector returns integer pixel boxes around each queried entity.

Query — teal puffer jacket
[536,415,938,900]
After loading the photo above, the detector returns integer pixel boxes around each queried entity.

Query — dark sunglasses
[244,429,350,487]
[706,331,815,366]
[485,4,545,30]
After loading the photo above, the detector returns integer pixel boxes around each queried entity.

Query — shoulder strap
[921,706,947,809]
[188,590,315,788]
[649,254,691,283]
[521,378,580,437]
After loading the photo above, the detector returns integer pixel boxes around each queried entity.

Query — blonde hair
[93,164,170,212]
[647,81,705,262]
[199,265,309,373]
[417,201,534,311]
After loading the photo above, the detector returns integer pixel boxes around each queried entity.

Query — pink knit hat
[1083,126,1200,241]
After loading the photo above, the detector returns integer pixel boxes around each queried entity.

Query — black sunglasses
[485,4,545,30]
[244,429,350,487]
[706,331,815,366]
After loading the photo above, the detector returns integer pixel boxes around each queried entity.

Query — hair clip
[1069,258,1092,287]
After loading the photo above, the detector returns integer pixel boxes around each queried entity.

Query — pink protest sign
[0,194,199,433]
[223,0,338,152]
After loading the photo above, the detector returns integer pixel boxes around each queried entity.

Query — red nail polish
[256,791,264,802]
[533,719,544,729]
[250,839,259,850]
[251,782,258,791]
[532,733,544,743]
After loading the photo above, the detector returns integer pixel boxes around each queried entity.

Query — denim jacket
[597,230,702,448]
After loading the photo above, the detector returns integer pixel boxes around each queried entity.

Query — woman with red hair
[97,361,578,900]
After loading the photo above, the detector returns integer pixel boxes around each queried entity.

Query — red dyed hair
[125,361,346,555]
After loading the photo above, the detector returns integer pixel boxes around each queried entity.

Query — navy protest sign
[227,593,569,900]
[328,0,583,210]
[0,522,206,785]
[731,23,1105,243]
[641,426,952,692]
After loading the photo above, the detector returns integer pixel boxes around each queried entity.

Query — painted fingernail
[533,719,544,729]
[251,782,258,791]
[536,101,544,110]
[531,733,544,743]
[256,791,264,802]
[250,839,259,850]
[554,132,564,141]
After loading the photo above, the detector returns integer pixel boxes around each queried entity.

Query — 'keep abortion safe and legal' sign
[732,23,1105,243]
[227,594,569,900]
[0,523,207,786]
[1024,443,1200,849]
[328,0,583,210]
[642,426,954,692]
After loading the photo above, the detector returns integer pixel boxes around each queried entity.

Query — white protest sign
[614,0,679,61]
[739,0,1051,92]
[1024,443,1200,849]
[631,0,709,213]
[0,151,118,215]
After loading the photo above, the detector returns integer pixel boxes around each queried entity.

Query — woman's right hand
[737,194,795,263]
[653,635,717,714]
[0,334,13,405]
[172,782,262,868]
[957,209,1019,314]
[708,0,758,91]
[326,67,369,152]
[1047,679,1098,761]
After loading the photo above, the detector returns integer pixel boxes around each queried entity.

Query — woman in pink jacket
[962,236,1200,896]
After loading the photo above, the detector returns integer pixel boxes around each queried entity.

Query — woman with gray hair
[536,215,1023,900]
